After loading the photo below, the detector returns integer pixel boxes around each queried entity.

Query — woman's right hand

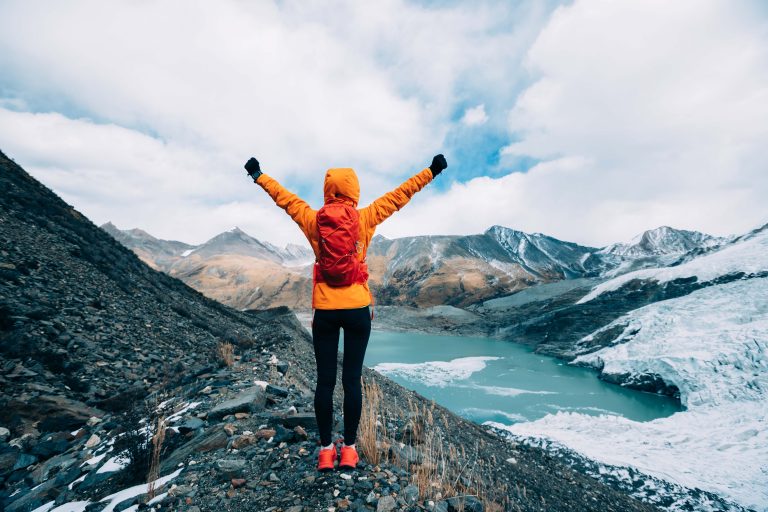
[245,157,262,181]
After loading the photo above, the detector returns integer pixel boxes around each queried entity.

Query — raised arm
[245,157,316,233]
[361,154,447,228]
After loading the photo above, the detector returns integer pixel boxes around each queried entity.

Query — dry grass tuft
[358,377,388,466]
[146,415,166,500]
[217,341,234,367]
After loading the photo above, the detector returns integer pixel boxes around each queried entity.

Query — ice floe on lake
[373,356,500,387]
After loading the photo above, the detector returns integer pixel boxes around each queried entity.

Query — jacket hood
[323,168,360,206]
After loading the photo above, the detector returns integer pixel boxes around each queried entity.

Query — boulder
[215,458,247,479]
[159,428,228,473]
[207,387,266,420]
[282,413,317,430]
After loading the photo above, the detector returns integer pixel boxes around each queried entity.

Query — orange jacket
[256,167,434,310]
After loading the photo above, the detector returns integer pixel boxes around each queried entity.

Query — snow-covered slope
[502,277,768,510]
[579,228,768,304]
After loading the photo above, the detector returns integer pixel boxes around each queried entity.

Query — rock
[223,423,237,436]
[94,384,147,412]
[293,425,308,440]
[272,425,295,443]
[177,417,205,434]
[231,434,256,449]
[231,478,246,488]
[160,428,228,473]
[207,387,267,420]
[365,491,378,504]
[215,458,247,479]
[434,501,449,512]
[0,445,20,476]
[30,452,78,485]
[376,495,397,512]
[255,428,276,439]
[282,412,317,430]
[266,384,289,397]
[31,433,70,459]
[446,496,483,512]
[4,477,59,512]
[269,472,280,482]
[8,395,102,433]
[0,427,9,441]
[85,434,101,448]
[403,484,420,504]
[285,506,303,512]
[12,452,37,470]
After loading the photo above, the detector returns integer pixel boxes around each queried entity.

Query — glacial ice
[502,277,768,510]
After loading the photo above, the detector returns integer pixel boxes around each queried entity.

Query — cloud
[461,104,489,126]
[1,0,765,248]
[0,0,557,244]
[0,107,305,246]
[382,0,768,245]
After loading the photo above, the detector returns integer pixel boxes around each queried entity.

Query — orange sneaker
[317,445,337,472]
[339,445,359,469]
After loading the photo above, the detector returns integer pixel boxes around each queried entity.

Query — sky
[1,0,766,249]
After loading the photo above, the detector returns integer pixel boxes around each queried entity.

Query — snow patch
[97,453,129,474]
[99,468,183,512]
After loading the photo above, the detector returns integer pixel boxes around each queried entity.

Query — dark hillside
[0,149,289,427]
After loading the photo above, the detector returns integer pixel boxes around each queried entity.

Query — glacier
[499,277,768,511]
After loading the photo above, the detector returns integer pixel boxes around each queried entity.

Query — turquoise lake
[363,331,681,426]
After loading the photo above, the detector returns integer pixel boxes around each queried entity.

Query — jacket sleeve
[360,168,434,228]
[255,174,316,237]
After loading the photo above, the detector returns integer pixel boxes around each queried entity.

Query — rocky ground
[0,149,661,511]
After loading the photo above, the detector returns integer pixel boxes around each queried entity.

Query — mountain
[0,149,658,512]
[100,221,194,271]
[104,223,719,310]
[600,226,719,258]
[367,226,606,307]
[101,224,315,310]
[183,227,313,266]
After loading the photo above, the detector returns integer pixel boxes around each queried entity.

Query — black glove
[244,157,262,181]
[429,154,447,177]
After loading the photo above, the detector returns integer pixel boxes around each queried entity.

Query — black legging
[312,306,371,446]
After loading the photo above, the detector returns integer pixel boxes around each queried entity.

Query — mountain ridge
[103,222,719,310]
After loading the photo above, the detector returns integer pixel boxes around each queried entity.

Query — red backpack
[315,202,365,287]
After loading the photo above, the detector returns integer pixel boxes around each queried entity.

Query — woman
[244,154,447,471]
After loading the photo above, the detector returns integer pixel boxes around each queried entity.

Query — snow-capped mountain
[104,223,721,310]
[600,226,721,258]
[178,227,314,266]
